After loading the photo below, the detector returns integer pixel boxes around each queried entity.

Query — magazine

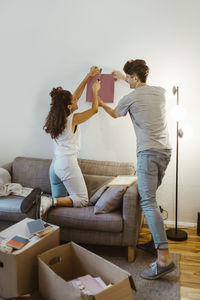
[108,175,137,187]
[68,274,108,295]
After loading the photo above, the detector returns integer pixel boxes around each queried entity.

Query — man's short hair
[123,59,149,83]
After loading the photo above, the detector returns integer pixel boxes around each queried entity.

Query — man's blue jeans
[137,149,171,249]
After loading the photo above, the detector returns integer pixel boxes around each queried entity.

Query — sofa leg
[128,246,135,263]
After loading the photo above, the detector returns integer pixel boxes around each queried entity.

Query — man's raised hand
[112,70,126,81]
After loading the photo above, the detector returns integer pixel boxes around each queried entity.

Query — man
[98,59,175,279]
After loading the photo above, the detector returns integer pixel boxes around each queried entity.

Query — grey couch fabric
[0,156,141,251]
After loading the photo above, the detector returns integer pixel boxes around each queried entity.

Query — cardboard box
[0,218,60,298]
[38,242,135,300]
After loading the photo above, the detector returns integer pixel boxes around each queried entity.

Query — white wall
[0,0,199,224]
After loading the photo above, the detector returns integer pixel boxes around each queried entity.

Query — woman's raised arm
[73,66,99,100]
[72,80,100,128]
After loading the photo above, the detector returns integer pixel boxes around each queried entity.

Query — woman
[21,66,100,218]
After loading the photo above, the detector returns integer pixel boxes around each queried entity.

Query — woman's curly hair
[123,59,149,83]
[43,87,72,139]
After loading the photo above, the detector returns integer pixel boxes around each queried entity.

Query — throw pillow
[0,168,11,188]
[89,183,109,205]
[84,174,114,199]
[94,185,127,214]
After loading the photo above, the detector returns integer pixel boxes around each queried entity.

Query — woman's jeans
[137,149,171,249]
[49,155,88,207]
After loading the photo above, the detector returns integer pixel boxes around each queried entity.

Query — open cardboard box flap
[38,242,135,300]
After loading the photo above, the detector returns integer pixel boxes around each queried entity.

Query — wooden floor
[138,225,200,300]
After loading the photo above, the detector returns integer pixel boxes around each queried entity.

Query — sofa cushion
[89,184,108,205]
[47,206,123,233]
[12,157,52,194]
[83,174,114,199]
[0,195,26,222]
[94,186,127,214]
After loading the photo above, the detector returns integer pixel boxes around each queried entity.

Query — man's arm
[98,70,127,118]
[112,70,126,82]
[73,66,99,100]
[98,98,121,119]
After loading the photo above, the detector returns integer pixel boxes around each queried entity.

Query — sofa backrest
[78,158,136,176]
[80,159,136,198]
[11,157,136,195]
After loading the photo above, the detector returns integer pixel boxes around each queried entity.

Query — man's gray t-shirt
[117,85,171,153]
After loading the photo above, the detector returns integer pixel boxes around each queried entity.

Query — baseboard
[164,220,197,229]
[143,218,197,229]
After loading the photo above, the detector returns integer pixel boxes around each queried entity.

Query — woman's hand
[88,66,100,78]
[73,66,100,100]
[97,96,104,107]
[92,80,101,93]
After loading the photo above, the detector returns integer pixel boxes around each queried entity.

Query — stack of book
[0,234,29,253]
[6,235,29,250]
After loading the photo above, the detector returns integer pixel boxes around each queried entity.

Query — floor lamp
[166,86,188,241]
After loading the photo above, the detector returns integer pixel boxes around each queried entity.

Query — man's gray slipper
[140,261,176,280]
[20,188,41,213]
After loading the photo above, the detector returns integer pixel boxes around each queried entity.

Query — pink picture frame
[86,74,114,103]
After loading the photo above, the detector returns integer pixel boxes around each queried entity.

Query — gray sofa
[0,156,142,262]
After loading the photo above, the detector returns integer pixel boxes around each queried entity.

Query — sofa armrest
[0,162,12,176]
[122,183,142,246]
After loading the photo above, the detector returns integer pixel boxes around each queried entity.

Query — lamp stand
[166,86,187,241]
